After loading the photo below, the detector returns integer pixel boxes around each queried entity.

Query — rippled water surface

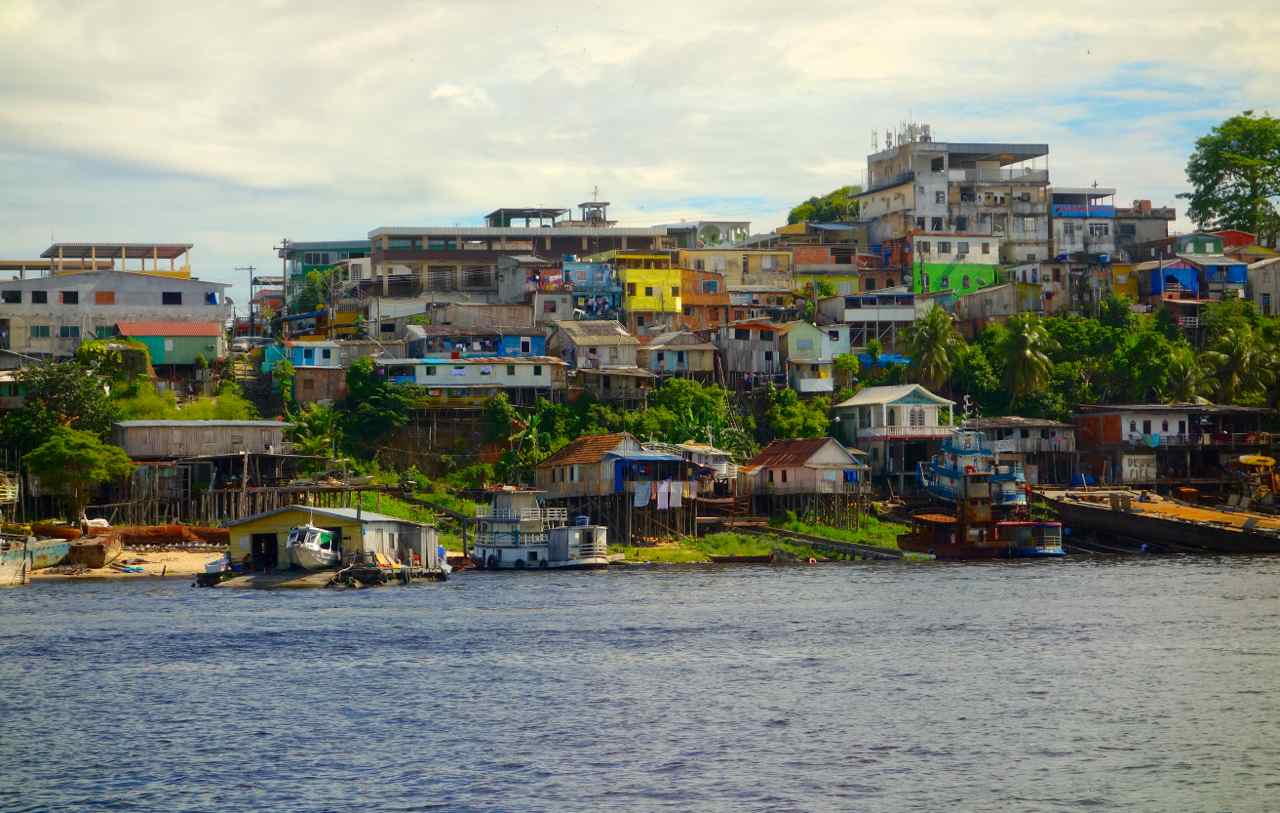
[2,557,1279,812]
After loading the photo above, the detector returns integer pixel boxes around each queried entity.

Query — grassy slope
[770,515,907,550]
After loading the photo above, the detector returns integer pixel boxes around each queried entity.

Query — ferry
[473,487,609,570]
[918,429,1026,510]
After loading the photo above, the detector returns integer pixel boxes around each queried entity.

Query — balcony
[949,168,1049,184]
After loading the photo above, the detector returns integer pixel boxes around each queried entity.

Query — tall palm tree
[1004,314,1056,400]
[1161,346,1207,403]
[1201,325,1274,403]
[906,306,963,393]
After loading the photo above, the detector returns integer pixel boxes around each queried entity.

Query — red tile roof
[746,438,834,468]
[538,432,633,467]
[116,321,223,337]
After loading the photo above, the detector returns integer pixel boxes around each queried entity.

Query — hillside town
[3,120,1280,577]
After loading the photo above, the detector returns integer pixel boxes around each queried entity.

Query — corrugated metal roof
[538,433,633,467]
[224,504,429,528]
[747,438,853,468]
[115,420,287,428]
[116,321,222,337]
[835,384,953,408]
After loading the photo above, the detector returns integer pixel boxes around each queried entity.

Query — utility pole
[273,238,290,339]
[236,265,256,337]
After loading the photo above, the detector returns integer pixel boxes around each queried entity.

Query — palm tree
[906,305,963,393]
[1160,347,1207,403]
[1003,314,1056,400]
[1201,325,1274,404]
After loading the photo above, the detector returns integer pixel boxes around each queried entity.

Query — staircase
[231,354,281,417]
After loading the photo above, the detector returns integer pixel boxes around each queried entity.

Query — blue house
[287,341,341,368]
[1182,254,1248,299]
[564,260,622,318]
[406,325,545,358]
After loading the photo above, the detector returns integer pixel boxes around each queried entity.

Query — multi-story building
[658,220,751,249]
[0,269,229,360]
[816,288,925,352]
[278,239,371,293]
[1247,257,1280,316]
[1049,187,1117,312]
[1114,201,1176,260]
[779,321,834,394]
[858,132,1051,278]
[715,319,785,388]
[609,251,682,332]
[678,268,730,331]
[40,242,197,278]
[377,355,567,407]
[563,259,622,319]
[676,248,793,287]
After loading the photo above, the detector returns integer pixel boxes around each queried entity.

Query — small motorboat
[286,523,339,570]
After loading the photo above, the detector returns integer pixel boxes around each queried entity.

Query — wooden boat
[0,534,31,587]
[708,552,776,564]
[27,537,72,570]
[67,535,123,569]
[1040,489,1280,555]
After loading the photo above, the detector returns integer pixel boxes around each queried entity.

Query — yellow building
[620,266,682,314]
[677,248,793,286]
[1110,263,1139,301]
[794,269,861,297]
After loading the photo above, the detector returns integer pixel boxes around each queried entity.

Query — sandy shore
[30,549,221,580]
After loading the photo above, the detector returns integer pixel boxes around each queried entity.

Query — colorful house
[224,505,440,572]
[564,259,622,318]
[910,234,1001,295]
[740,437,866,496]
[637,330,717,379]
[779,321,834,394]
[678,268,730,330]
[115,321,226,367]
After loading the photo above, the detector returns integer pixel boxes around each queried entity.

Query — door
[250,533,279,570]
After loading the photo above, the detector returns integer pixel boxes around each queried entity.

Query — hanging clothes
[657,480,671,510]
[633,482,650,507]
[670,481,683,508]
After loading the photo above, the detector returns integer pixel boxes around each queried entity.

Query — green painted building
[911,235,1002,295]
[116,321,226,366]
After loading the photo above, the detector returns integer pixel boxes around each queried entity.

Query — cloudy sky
[2,0,1277,304]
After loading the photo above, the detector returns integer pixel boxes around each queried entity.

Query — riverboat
[900,459,1064,560]
[1040,489,1280,555]
[918,429,1026,510]
[473,487,609,570]
[286,523,340,570]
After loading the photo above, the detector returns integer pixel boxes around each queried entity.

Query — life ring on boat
[486,555,498,570]
[539,559,549,569]
[965,465,976,474]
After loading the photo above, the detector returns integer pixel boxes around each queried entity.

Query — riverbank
[615,517,908,563]
[30,549,217,580]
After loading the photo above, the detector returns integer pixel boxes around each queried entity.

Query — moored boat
[918,429,1026,511]
[0,534,31,587]
[26,537,72,570]
[286,523,341,570]
[67,535,123,570]
[473,487,609,570]
[1040,489,1280,555]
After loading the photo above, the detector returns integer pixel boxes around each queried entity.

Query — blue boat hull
[28,538,71,570]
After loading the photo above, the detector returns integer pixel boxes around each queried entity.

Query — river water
[2,557,1278,812]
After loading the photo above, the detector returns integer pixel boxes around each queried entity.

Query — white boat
[286,523,340,570]
[473,488,609,570]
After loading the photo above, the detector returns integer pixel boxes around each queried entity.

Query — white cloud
[0,0,1278,301]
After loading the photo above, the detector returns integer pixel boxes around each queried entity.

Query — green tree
[905,306,964,393]
[1201,324,1274,404]
[25,427,133,519]
[762,385,830,439]
[1181,111,1280,234]
[1099,294,1135,330]
[1161,346,1207,403]
[1003,314,1056,400]
[340,357,412,456]
[272,359,296,405]
[833,353,861,391]
[787,185,862,224]
[288,403,343,458]
[0,361,120,457]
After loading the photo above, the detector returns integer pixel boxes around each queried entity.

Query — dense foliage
[787,185,862,224]
[26,427,134,518]
[1182,110,1280,240]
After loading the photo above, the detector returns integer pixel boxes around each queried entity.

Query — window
[694,259,705,271]
[768,470,775,483]
[302,378,315,391]
[734,328,750,340]
[533,365,543,377]
[59,325,80,338]
[797,338,813,351]
[636,315,645,327]
[931,217,943,231]
[1020,429,1030,439]
[828,330,840,341]
[781,469,788,483]
[543,300,557,313]
[1161,420,1169,432]
[1026,254,1036,262]
[915,217,926,230]
[627,283,637,296]
[161,291,182,305]
[955,216,968,231]
[935,192,945,204]
[701,280,718,294]
[0,290,20,304]
[1263,293,1272,315]
[931,157,944,172]
[321,348,332,360]
[919,241,931,254]
[1141,419,1152,435]
[424,366,437,376]
[60,291,79,305]
[1089,223,1110,238]
[643,286,654,298]
[981,242,991,255]
[671,286,679,297]
[95,326,113,339]
[758,330,774,342]
[1052,268,1061,283]
[887,408,896,426]
[864,279,876,291]
[30,325,50,338]
[520,337,532,353]
[380,322,395,334]
[31,291,47,304]
[957,241,969,255]
[938,241,952,254]
[961,275,971,290]
[763,350,774,362]
[507,364,516,376]
[95,291,115,305]
[676,351,685,364]
[1022,217,1035,233]
[656,351,665,364]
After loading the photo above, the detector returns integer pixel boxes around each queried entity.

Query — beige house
[548,320,639,369]
[739,437,866,495]
[637,330,717,378]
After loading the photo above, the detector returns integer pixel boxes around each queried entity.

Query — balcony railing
[949,168,1049,184]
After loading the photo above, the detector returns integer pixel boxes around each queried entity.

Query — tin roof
[747,437,852,468]
[538,433,634,467]
[224,504,430,528]
[116,321,223,337]
[115,420,287,428]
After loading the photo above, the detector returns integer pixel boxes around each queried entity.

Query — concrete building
[0,270,229,359]
[909,233,1001,296]
[678,268,730,331]
[659,220,751,249]
[858,129,1051,271]
[40,242,196,278]
[816,287,928,352]
[549,320,640,369]
[279,239,371,289]
[676,248,794,288]
[1248,257,1280,316]
[953,283,1044,337]
[563,259,621,319]
[1114,201,1176,260]
[377,355,567,407]
[964,416,1076,485]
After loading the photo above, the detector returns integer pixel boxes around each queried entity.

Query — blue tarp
[857,352,910,368]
